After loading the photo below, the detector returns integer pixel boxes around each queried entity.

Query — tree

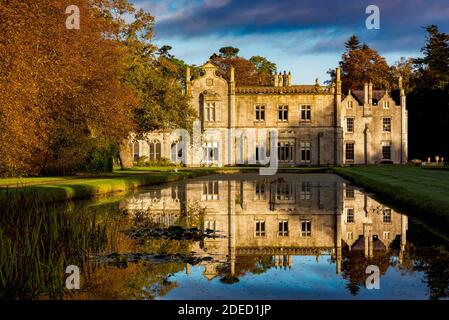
[218,46,240,59]
[407,25,449,161]
[339,38,392,91]
[210,48,276,86]
[250,56,277,85]
[414,25,449,89]
[345,35,361,52]
[390,57,415,93]
[0,0,137,176]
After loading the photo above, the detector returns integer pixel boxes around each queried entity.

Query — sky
[134,0,449,84]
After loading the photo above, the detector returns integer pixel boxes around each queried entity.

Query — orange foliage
[0,0,138,176]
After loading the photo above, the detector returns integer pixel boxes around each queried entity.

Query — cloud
[146,0,449,53]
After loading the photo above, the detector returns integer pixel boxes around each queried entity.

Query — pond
[1,174,449,300]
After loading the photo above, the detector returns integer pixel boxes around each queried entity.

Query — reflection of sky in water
[158,256,429,300]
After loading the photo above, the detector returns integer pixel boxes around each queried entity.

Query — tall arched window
[133,141,140,161]
[171,142,183,163]
[149,140,161,161]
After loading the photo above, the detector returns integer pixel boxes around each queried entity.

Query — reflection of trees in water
[124,261,184,299]
[400,221,449,300]
[341,248,391,296]
[217,255,277,283]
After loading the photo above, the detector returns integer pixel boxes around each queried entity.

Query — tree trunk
[118,139,133,169]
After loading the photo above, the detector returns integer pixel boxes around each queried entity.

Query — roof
[348,89,401,105]
[236,85,333,95]
[350,90,387,105]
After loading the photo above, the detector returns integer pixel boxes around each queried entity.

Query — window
[205,102,216,122]
[346,208,354,223]
[278,105,288,121]
[171,142,183,163]
[345,143,355,161]
[300,105,311,121]
[383,231,390,240]
[255,145,266,163]
[383,208,392,223]
[383,118,391,132]
[383,101,390,109]
[345,186,355,198]
[276,183,294,201]
[255,181,266,200]
[203,141,219,163]
[347,232,354,240]
[300,182,311,200]
[255,105,265,121]
[278,220,289,237]
[205,220,217,231]
[133,141,140,161]
[382,142,391,160]
[300,142,311,162]
[347,101,353,109]
[278,142,294,162]
[149,140,162,161]
[301,220,312,237]
[255,220,266,237]
[346,118,354,133]
[202,181,219,200]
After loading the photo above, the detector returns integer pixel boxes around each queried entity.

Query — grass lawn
[334,165,449,229]
[0,168,216,203]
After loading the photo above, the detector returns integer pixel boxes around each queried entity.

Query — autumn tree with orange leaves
[0,0,139,176]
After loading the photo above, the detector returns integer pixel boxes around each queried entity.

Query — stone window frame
[204,101,217,122]
[346,208,355,223]
[277,219,289,237]
[346,117,355,133]
[277,104,289,122]
[382,141,392,160]
[345,141,355,162]
[300,181,312,200]
[149,139,162,161]
[347,100,353,109]
[383,208,392,224]
[382,117,392,132]
[254,104,266,122]
[255,220,266,237]
[300,141,311,163]
[201,181,219,201]
[254,181,267,201]
[277,141,295,163]
[300,219,312,238]
[300,105,312,122]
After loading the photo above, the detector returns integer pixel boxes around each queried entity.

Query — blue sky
[134,0,449,83]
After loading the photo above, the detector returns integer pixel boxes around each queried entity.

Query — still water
[2,174,449,300]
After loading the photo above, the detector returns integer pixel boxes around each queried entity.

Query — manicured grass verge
[334,165,449,228]
[0,169,216,203]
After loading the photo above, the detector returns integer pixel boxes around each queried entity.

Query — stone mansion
[131,61,408,166]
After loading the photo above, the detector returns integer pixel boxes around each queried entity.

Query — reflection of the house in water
[125,174,407,280]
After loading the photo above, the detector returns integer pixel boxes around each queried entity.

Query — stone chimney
[274,72,279,87]
[364,83,369,105]
[278,72,284,87]
[368,82,373,105]
[336,67,341,95]
[283,71,288,86]
[288,71,292,87]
